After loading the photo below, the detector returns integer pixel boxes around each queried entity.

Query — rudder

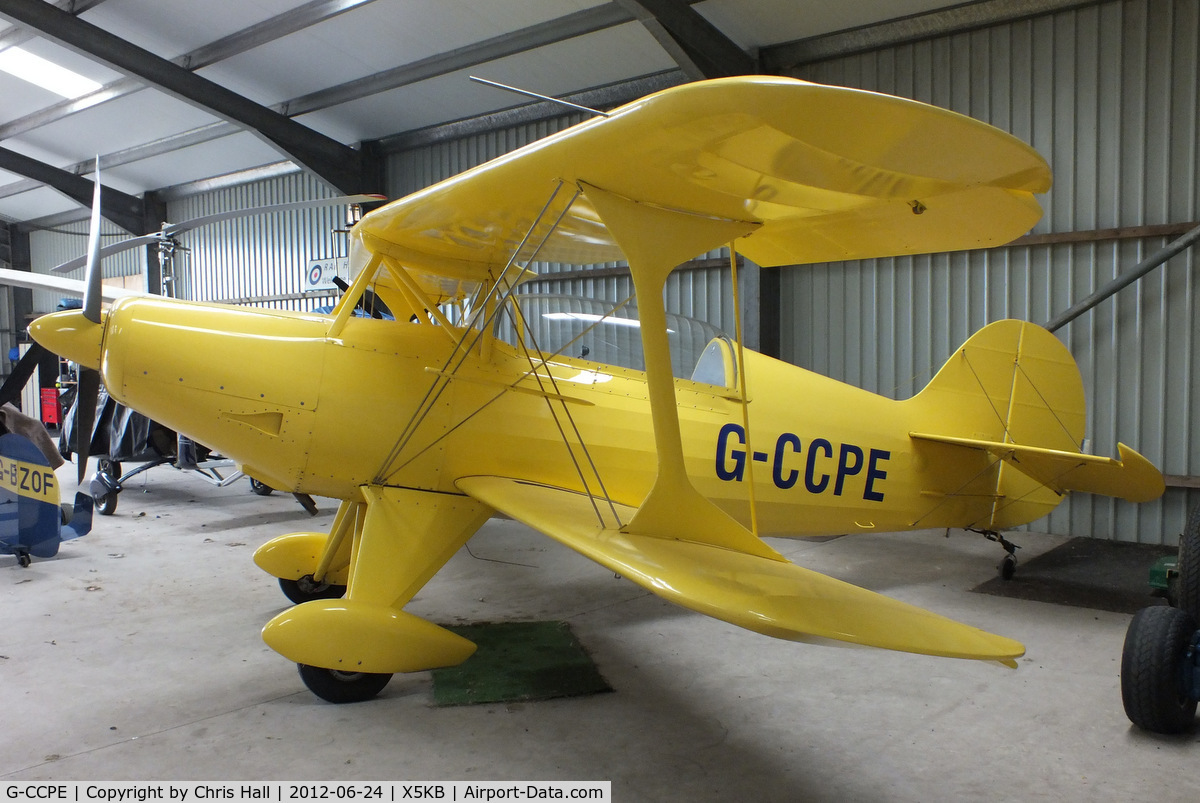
[910,320,1163,529]
[915,320,1087,454]
[910,321,1092,530]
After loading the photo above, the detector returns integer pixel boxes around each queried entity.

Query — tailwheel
[974,529,1020,580]
[298,664,392,704]
[279,574,346,603]
[16,550,32,568]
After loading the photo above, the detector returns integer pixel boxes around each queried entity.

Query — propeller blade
[160,194,385,236]
[74,368,100,486]
[0,342,49,409]
[82,159,104,324]
[49,235,161,275]
[49,194,384,275]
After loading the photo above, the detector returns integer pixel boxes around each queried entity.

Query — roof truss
[0,0,379,195]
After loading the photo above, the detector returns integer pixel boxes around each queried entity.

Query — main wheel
[279,575,346,603]
[1121,605,1198,734]
[1178,507,1200,621]
[249,478,274,496]
[298,664,392,704]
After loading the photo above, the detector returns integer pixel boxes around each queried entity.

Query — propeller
[331,275,392,319]
[49,194,386,275]
[71,159,106,485]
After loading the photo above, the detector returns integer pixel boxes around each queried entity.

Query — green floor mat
[432,621,611,706]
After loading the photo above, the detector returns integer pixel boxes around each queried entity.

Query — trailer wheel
[94,459,120,516]
[1178,507,1200,621]
[1121,605,1198,734]
[94,488,118,516]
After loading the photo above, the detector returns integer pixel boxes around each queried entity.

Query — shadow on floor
[972,537,1176,614]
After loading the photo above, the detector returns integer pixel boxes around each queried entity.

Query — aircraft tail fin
[909,320,1163,529]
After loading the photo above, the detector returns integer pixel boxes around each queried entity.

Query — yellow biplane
[12,76,1164,703]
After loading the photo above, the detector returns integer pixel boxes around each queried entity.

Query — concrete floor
[2,465,1198,801]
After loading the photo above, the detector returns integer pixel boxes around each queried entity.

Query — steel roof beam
[613,0,757,79]
[0,145,146,234]
[764,0,1100,71]
[0,0,375,195]
[0,0,379,142]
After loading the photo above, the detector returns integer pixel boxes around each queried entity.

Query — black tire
[94,489,118,516]
[249,478,274,496]
[1178,507,1200,621]
[297,664,392,704]
[94,459,119,516]
[279,575,346,604]
[1120,605,1198,734]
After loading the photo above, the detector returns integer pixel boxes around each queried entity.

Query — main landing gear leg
[261,486,492,704]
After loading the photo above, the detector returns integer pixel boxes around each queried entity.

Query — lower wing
[456,475,1024,666]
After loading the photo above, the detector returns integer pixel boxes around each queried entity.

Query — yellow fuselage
[61,295,1026,538]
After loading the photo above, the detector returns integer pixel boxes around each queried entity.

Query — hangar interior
[2,0,1199,796]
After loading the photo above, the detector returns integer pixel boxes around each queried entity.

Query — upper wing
[457,475,1025,666]
[354,75,1051,298]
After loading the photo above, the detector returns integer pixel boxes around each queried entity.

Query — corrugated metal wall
[781,0,1199,543]
[24,172,350,313]
[167,171,350,311]
[29,218,143,312]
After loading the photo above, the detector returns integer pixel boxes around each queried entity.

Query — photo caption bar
[3,783,611,803]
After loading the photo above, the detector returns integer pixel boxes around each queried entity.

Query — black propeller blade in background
[74,368,99,485]
[331,275,392,319]
[0,342,50,409]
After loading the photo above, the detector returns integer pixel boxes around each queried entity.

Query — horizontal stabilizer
[457,476,1024,666]
[910,433,1165,503]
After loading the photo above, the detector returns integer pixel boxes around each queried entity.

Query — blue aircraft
[0,343,92,567]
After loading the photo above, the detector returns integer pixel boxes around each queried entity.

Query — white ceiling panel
[12,90,224,176]
[107,130,291,193]
[297,21,675,142]
[195,0,610,107]
[0,184,80,222]
[0,0,1040,228]
[79,0,305,60]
